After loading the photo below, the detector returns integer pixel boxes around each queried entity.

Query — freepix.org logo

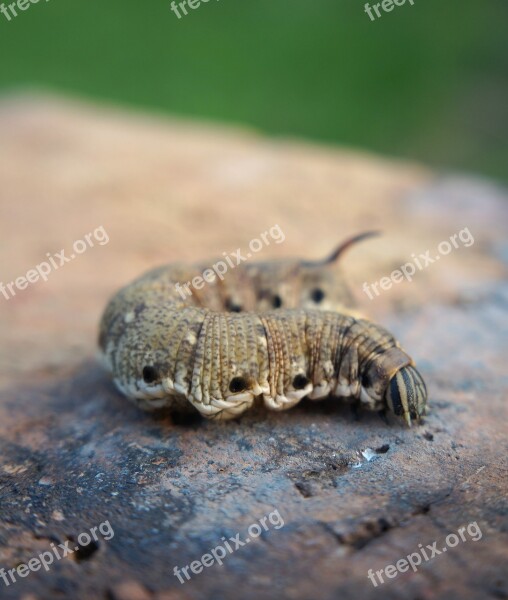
[1,520,114,588]
[362,227,474,300]
[367,521,483,587]
[173,509,285,584]
[1,0,50,22]
[174,224,285,300]
[0,226,110,302]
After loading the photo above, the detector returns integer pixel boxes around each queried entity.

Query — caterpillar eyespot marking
[225,298,243,313]
[310,288,325,304]
[142,366,159,384]
[99,232,428,425]
[272,295,282,308]
[293,374,310,390]
[229,376,249,394]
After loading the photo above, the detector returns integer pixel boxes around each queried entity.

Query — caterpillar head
[360,344,427,426]
[385,365,427,426]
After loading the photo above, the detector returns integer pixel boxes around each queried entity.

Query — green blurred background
[0,0,506,181]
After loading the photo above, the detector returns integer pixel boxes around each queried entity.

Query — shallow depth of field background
[0,0,506,181]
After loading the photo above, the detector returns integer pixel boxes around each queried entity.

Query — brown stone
[0,95,507,600]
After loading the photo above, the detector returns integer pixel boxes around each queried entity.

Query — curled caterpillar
[98,233,427,426]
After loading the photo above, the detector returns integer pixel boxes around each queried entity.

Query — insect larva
[98,233,427,425]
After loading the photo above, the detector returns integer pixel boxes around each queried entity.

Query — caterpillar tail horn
[321,231,381,265]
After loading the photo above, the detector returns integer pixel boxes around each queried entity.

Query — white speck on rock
[361,448,377,462]
[38,476,54,486]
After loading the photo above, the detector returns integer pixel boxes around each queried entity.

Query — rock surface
[0,95,507,600]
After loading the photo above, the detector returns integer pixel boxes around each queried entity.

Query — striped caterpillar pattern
[99,234,427,426]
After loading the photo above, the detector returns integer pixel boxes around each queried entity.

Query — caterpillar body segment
[99,234,427,426]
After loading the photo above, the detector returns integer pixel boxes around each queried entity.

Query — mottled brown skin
[98,234,427,424]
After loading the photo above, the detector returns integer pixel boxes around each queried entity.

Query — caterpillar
[98,233,427,426]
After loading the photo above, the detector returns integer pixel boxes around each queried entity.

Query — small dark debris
[74,539,100,562]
